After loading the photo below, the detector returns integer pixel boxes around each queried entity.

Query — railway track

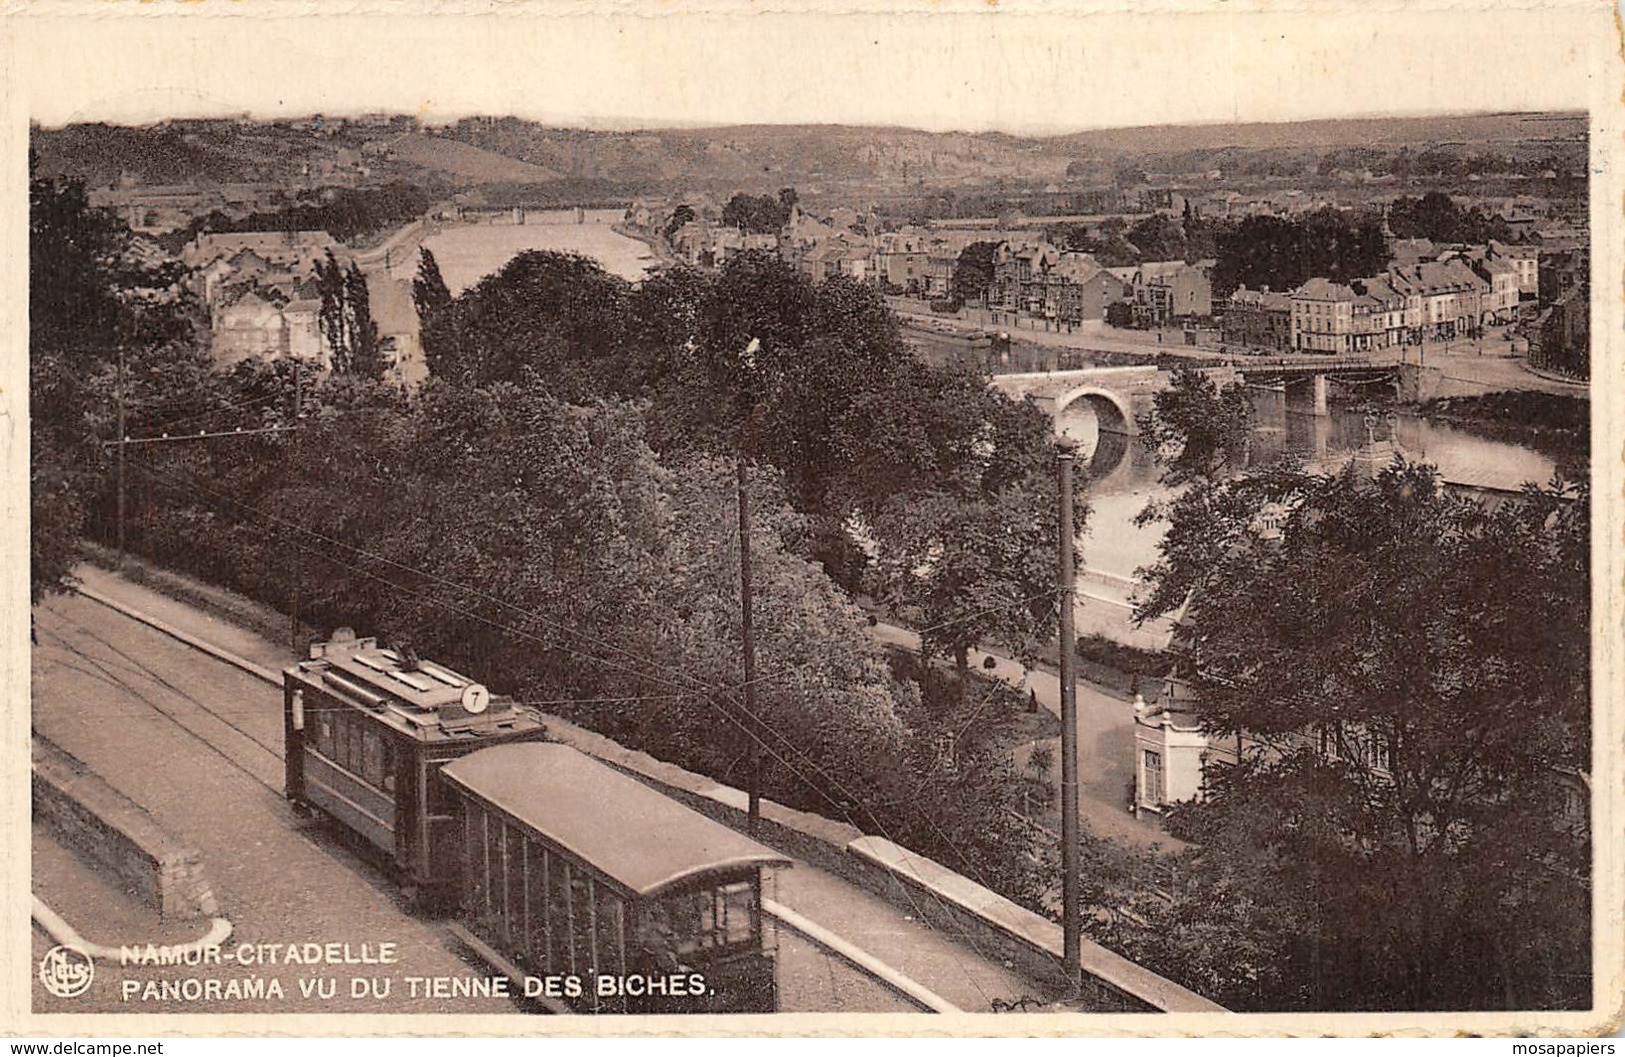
[38,584,968,1014]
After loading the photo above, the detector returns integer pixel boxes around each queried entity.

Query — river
[1065,389,1559,649]
[411,208,657,293]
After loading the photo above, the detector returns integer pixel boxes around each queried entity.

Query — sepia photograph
[8,1,1619,1037]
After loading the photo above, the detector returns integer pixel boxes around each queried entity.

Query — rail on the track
[69,583,970,1016]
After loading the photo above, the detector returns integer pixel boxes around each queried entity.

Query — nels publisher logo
[39,945,94,998]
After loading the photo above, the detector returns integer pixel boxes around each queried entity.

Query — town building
[209,289,325,367]
[1130,260,1213,327]
[1528,282,1589,380]
[184,229,341,276]
[1043,254,1130,325]
[991,241,1061,314]
[1488,240,1540,297]
[1290,277,1356,353]
[1221,286,1292,351]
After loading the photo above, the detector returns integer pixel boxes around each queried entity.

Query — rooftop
[441,743,792,899]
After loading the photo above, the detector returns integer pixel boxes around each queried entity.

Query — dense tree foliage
[313,250,386,379]
[159,183,434,253]
[1120,372,1591,1010]
[662,203,696,238]
[29,166,201,601]
[1134,368,1254,489]
[1210,208,1389,299]
[421,250,630,394]
[1387,191,1511,245]
[950,240,1000,308]
[588,251,1080,667]
[106,362,1057,906]
[720,189,796,234]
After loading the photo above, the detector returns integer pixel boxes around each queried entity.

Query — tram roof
[441,743,791,899]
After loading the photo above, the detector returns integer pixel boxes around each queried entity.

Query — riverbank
[1341,387,1589,480]
[613,222,676,268]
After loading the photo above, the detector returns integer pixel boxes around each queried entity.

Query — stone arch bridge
[991,363,1381,477]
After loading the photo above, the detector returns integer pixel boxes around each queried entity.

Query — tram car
[282,629,548,903]
[442,743,791,1013]
[285,633,791,1013]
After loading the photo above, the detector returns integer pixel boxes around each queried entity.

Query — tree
[721,192,790,235]
[313,251,386,380]
[1128,213,1188,263]
[1211,209,1389,300]
[1388,191,1509,245]
[1135,368,1255,488]
[412,246,452,320]
[413,246,455,373]
[423,250,630,394]
[1113,164,1148,189]
[29,165,199,600]
[661,203,696,240]
[1129,460,1590,1010]
[868,476,1081,669]
[343,260,386,380]
[950,241,1000,308]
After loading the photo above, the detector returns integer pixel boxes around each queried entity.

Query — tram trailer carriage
[441,743,792,1014]
[283,629,547,903]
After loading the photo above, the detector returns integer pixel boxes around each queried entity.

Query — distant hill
[32,110,1587,194]
[1045,112,1588,157]
[431,119,1066,186]
[31,123,256,186]
[383,133,563,183]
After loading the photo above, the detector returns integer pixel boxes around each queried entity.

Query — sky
[9,3,1608,136]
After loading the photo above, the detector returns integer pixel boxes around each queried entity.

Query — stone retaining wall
[535,711,1224,1013]
[32,738,219,922]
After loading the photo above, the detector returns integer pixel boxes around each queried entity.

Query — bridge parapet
[992,366,1241,439]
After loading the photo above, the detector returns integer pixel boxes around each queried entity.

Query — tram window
[662,884,757,955]
[549,862,573,973]
[526,842,551,969]
[597,888,625,975]
[484,814,504,930]
[504,823,526,947]
[661,891,707,955]
[463,803,487,925]
[425,770,456,817]
[315,711,335,759]
[719,882,757,946]
[379,739,396,793]
[569,874,595,973]
[360,727,385,787]
[332,712,351,771]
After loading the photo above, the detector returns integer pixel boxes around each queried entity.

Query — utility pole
[738,452,761,835]
[1057,443,1081,986]
[737,337,763,835]
[115,344,127,569]
[289,361,303,654]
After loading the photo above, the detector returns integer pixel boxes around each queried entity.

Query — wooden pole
[289,362,302,654]
[1057,445,1081,984]
[115,345,127,569]
[737,454,761,834]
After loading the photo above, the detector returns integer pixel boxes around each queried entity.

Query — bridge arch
[1055,386,1138,438]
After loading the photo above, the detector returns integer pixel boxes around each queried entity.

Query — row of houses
[1223,241,1535,354]
[183,230,344,366]
[985,242,1214,328]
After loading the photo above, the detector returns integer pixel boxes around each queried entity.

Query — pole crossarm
[102,425,301,447]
